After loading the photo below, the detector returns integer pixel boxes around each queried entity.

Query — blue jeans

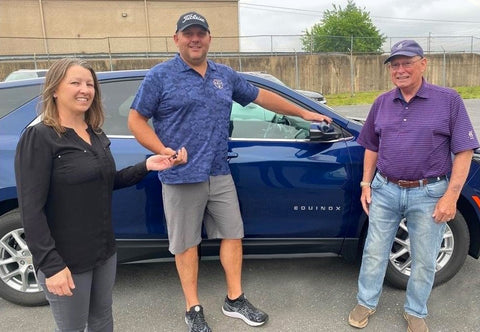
[357,173,447,318]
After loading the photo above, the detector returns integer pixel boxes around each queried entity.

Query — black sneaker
[185,305,212,332]
[222,294,268,326]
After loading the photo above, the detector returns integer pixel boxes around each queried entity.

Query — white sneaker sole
[222,306,267,327]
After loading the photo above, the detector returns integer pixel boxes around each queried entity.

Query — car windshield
[259,74,287,86]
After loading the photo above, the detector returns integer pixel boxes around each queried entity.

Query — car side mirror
[310,121,342,141]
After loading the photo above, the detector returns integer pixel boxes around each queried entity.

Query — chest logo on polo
[213,79,224,89]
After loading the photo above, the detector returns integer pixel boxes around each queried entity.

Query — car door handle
[227,152,239,160]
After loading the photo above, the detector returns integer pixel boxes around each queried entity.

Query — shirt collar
[393,78,429,102]
[174,53,218,73]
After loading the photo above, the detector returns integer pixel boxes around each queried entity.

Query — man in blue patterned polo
[128,11,331,332]
[348,40,479,332]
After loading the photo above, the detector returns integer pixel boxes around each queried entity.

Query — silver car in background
[242,71,327,104]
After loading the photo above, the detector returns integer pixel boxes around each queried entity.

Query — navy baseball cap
[384,40,424,64]
[176,11,209,33]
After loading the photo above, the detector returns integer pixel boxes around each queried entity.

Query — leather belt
[379,173,447,189]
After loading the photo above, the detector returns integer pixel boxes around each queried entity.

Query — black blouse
[15,123,149,278]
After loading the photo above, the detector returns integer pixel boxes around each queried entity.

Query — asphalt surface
[1,100,479,332]
[1,256,480,331]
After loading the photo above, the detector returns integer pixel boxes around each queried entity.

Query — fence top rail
[1,35,479,55]
[1,34,479,39]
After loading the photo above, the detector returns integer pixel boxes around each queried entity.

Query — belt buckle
[397,180,411,188]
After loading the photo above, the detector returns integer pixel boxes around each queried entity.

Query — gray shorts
[162,174,244,255]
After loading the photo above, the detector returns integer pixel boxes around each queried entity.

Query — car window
[0,85,42,118]
[100,79,144,135]
[230,102,311,140]
[99,77,310,139]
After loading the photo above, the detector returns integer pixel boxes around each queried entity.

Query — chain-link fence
[1,35,479,60]
[1,35,479,95]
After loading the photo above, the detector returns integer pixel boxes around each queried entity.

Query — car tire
[0,209,47,306]
[385,211,470,290]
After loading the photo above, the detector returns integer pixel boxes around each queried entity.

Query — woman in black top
[14,58,187,331]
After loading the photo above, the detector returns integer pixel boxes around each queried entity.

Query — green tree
[301,0,386,53]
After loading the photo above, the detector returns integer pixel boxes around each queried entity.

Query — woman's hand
[146,147,188,171]
[45,267,75,296]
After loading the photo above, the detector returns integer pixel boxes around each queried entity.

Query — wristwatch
[360,181,371,187]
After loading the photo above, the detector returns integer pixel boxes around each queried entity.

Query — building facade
[0,0,239,55]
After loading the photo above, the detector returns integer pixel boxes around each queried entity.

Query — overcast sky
[237,0,480,52]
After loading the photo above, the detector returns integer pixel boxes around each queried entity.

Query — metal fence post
[350,36,355,96]
[310,34,313,54]
[441,46,446,87]
[107,37,113,71]
[428,32,431,54]
[294,50,299,89]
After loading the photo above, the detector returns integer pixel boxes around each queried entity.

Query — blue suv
[1,70,480,306]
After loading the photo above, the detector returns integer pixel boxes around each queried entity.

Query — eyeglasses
[388,57,424,70]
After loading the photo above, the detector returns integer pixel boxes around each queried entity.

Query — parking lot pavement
[1,256,480,331]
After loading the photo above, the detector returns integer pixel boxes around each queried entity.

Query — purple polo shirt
[358,79,479,180]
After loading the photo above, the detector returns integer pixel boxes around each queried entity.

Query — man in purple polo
[348,40,479,332]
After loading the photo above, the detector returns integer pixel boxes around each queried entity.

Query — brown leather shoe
[404,312,429,332]
[348,304,376,328]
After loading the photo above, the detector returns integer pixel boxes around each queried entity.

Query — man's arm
[127,109,174,156]
[433,149,474,223]
[360,149,378,215]
[253,88,332,123]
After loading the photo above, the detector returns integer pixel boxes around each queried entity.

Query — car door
[228,94,354,238]
[100,77,168,238]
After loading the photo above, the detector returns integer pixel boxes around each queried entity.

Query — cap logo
[182,13,206,24]
[176,11,209,32]
[395,42,404,50]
